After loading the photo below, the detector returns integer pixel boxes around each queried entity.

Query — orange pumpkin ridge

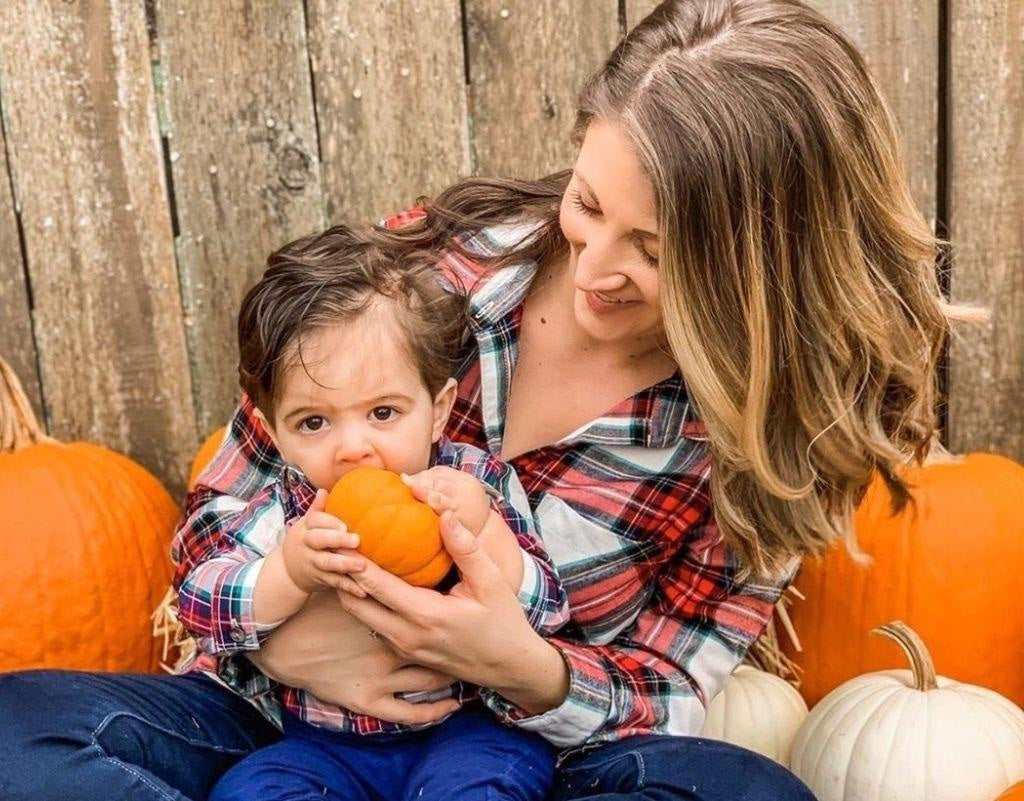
[326,467,451,587]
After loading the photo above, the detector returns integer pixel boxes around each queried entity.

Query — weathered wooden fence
[0,1,1020,498]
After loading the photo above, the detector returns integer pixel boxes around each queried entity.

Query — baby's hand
[281,489,365,593]
[401,466,493,536]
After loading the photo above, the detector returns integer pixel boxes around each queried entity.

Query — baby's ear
[430,378,459,441]
[253,407,282,451]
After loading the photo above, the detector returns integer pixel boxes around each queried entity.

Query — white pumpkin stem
[0,355,54,453]
[872,620,938,691]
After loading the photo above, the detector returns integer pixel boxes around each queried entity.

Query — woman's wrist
[490,633,571,716]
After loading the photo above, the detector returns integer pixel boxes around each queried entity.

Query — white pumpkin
[790,621,1024,801]
[702,664,809,765]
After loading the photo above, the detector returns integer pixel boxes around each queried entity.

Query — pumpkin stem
[0,355,54,452]
[872,620,938,691]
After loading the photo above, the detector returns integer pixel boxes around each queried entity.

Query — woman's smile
[584,288,636,314]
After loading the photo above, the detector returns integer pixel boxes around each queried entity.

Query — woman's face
[559,120,664,351]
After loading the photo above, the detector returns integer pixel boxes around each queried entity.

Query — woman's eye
[638,244,659,268]
[370,406,398,422]
[297,416,327,433]
[570,189,600,217]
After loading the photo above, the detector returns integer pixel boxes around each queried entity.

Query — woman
[0,1,953,798]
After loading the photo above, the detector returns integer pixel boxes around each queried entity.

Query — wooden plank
[466,1,621,179]
[0,0,196,494]
[155,0,326,437]
[625,0,661,28]
[947,0,1023,459]
[306,1,468,225]
[0,91,43,420]
[808,2,939,226]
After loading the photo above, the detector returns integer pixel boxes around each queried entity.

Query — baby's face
[260,310,455,491]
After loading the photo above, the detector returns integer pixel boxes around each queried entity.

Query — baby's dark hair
[238,224,469,420]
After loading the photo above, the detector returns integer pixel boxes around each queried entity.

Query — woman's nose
[574,233,629,290]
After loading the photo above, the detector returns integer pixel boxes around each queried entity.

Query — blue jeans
[0,670,814,800]
[212,704,554,800]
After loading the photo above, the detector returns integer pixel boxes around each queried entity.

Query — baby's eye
[297,416,327,433]
[370,406,398,422]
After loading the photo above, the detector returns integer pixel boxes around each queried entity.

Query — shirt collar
[464,276,705,450]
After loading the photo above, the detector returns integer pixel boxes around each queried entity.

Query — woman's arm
[339,510,790,747]
[338,512,572,714]
[483,512,791,746]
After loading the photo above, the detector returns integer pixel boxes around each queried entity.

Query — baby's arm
[174,482,363,655]
[254,488,365,623]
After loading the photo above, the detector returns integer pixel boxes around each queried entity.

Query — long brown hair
[381,0,963,578]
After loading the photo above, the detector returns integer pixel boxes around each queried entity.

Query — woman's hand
[248,591,460,726]
[338,511,571,716]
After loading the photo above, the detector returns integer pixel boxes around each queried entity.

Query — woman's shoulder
[381,207,545,291]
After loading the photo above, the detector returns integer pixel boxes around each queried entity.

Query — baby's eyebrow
[371,393,414,403]
[282,405,324,422]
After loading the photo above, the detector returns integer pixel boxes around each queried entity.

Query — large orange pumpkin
[0,356,181,673]
[188,426,227,489]
[326,467,450,587]
[996,782,1024,801]
[784,451,1024,707]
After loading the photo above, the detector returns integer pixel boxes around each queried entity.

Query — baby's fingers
[425,490,457,515]
[305,526,359,551]
[305,510,346,530]
[312,550,366,575]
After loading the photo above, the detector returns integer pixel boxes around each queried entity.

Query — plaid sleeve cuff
[181,557,282,654]
[480,639,612,748]
[516,548,543,609]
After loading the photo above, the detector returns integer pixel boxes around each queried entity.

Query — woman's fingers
[336,590,422,655]
[334,575,367,597]
[369,696,461,727]
[438,511,504,598]
[384,665,457,694]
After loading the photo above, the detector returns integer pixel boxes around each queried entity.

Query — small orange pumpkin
[0,355,180,673]
[326,467,450,587]
[188,426,227,489]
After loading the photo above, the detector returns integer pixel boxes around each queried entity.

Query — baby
[172,225,568,801]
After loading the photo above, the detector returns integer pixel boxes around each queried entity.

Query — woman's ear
[430,378,459,442]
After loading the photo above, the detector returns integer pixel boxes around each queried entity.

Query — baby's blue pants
[210,702,555,801]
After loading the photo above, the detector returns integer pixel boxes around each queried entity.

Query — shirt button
[230,627,246,644]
